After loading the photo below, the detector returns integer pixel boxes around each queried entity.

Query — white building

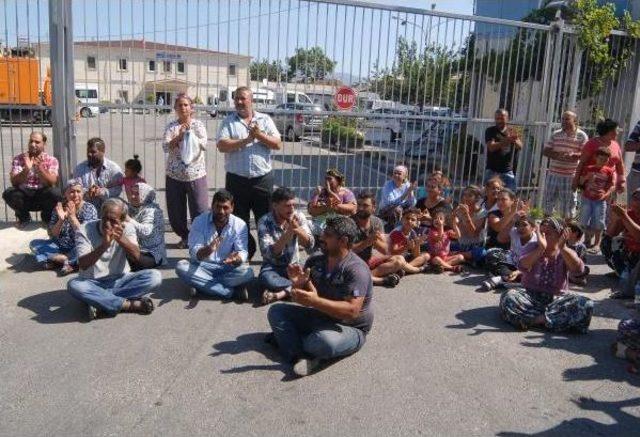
[36,39,250,107]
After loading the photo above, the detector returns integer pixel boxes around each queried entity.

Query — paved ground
[1,230,640,436]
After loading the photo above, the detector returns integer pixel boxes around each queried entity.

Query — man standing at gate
[484,109,522,191]
[3,131,61,227]
[542,111,588,218]
[216,86,282,259]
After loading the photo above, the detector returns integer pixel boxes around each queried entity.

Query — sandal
[382,273,400,288]
[125,297,155,315]
[451,265,463,273]
[261,291,279,306]
[57,263,77,277]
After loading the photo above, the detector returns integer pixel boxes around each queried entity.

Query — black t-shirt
[305,252,374,333]
[352,215,384,262]
[486,209,509,249]
[416,198,452,216]
[485,125,518,173]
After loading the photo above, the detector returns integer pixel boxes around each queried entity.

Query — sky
[1,0,476,80]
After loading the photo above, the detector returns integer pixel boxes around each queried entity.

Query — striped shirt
[216,111,280,178]
[545,128,588,176]
[628,120,640,172]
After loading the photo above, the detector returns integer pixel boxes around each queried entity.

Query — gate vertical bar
[48,0,76,182]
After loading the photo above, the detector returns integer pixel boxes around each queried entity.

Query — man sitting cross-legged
[352,190,427,288]
[175,189,254,300]
[267,216,373,377]
[67,198,162,319]
[258,187,315,305]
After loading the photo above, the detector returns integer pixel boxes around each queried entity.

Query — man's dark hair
[357,190,376,204]
[212,189,234,204]
[596,118,618,137]
[87,137,106,152]
[272,187,296,204]
[325,216,358,246]
[403,207,421,218]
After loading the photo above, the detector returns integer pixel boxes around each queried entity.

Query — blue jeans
[484,169,516,191]
[175,259,254,299]
[30,238,77,265]
[67,269,162,315]
[259,264,292,291]
[580,197,606,230]
[267,303,366,363]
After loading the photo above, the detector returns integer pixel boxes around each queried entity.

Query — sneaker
[481,276,503,291]
[88,305,98,320]
[235,285,249,302]
[189,287,198,297]
[293,358,321,377]
[382,273,400,288]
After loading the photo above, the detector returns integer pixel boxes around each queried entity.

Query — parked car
[271,103,326,141]
[402,124,451,175]
[364,107,417,142]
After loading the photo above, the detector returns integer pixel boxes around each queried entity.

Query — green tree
[287,47,337,81]
[250,59,287,82]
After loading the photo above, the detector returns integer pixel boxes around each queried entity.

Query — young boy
[427,208,464,273]
[453,185,487,265]
[389,207,431,271]
[566,220,589,286]
[579,146,615,252]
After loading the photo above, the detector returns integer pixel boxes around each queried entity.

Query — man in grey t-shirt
[67,198,162,319]
[267,216,373,377]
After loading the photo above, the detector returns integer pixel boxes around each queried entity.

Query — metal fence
[1,0,640,220]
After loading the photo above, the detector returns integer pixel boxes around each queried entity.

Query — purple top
[518,242,584,295]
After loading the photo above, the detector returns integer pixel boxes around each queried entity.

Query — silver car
[271,103,326,141]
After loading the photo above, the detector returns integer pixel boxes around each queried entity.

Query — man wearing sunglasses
[267,215,373,377]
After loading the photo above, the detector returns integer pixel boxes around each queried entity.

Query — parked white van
[75,84,101,117]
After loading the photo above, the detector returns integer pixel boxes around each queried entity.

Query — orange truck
[0,48,51,123]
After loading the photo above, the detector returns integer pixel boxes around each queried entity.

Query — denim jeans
[259,264,292,291]
[267,303,366,363]
[175,259,254,299]
[484,169,517,191]
[30,238,78,265]
[580,197,606,230]
[67,269,162,315]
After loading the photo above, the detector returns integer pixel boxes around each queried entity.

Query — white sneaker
[481,276,503,291]
[189,287,198,297]
[88,306,98,320]
[293,358,321,377]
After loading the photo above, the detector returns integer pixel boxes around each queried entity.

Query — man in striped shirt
[542,111,589,218]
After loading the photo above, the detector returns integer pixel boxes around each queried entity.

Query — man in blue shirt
[175,189,254,300]
[216,86,282,260]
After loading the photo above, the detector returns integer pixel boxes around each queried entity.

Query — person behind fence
[30,179,98,276]
[267,216,373,377]
[125,182,166,271]
[625,117,640,204]
[308,168,357,236]
[604,200,640,299]
[378,165,417,229]
[67,198,162,319]
[258,187,314,306]
[3,131,61,227]
[163,93,209,249]
[542,111,588,218]
[73,137,124,210]
[352,190,424,288]
[175,189,254,301]
[121,154,146,198]
[484,109,522,191]
[499,217,593,333]
[578,147,615,252]
[573,118,626,196]
[426,208,464,273]
[452,185,487,266]
[216,86,282,260]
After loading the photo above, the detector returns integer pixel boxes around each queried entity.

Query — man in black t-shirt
[484,109,522,191]
[267,216,373,377]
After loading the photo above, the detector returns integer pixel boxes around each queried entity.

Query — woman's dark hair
[498,188,516,200]
[565,219,584,238]
[272,186,296,204]
[125,154,142,174]
[596,118,618,137]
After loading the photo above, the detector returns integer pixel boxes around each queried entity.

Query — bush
[321,117,364,150]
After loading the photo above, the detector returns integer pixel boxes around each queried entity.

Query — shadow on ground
[17,288,87,324]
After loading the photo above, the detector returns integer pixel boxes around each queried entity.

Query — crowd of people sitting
[4,87,640,377]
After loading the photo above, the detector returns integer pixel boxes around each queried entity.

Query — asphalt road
[1,232,639,436]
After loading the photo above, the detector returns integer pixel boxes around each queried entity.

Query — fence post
[48,0,76,182]
[535,16,565,210]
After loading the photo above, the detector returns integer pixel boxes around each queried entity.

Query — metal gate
[1,0,640,220]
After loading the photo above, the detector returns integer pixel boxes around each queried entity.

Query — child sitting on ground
[579,146,615,252]
[389,207,431,272]
[453,185,487,265]
[566,220,589,286]
[427,208,464,273]
[120,155,146,198]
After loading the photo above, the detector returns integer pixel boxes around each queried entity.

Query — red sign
[334,86,357,111]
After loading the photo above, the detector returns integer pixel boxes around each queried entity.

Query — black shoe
[382,273,400,288]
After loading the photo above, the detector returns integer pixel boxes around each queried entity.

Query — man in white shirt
[175,189,254,300]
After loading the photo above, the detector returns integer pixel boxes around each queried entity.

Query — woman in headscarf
[308,168,357,236]
[126,182,167,271]
[378,165,417,229]
[499,217,594,333]
[30,179,98,275]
